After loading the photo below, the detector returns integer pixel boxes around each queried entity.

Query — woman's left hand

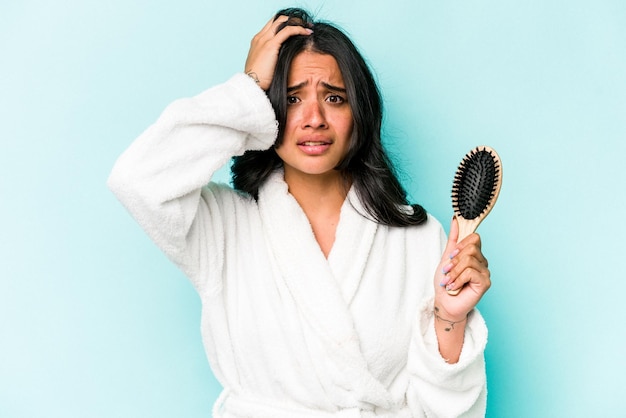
[434,217,491,322]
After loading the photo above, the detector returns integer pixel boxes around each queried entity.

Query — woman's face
[275,50,354,182]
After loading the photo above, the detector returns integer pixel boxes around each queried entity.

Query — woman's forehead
[287,51,344,86]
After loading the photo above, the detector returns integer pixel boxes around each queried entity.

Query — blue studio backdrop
[1,1,625,417]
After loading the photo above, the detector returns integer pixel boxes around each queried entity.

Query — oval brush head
[447,145,502,295]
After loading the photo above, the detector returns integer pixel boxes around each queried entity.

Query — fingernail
[442,263,453,274]
[449,249,460,259]
[306,28,313,34]
[440,274,451,287]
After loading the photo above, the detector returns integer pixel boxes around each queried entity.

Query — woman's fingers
[435,227,491,320]
[253,15,290,45]
[244,15,312,90]
[440,234,490,294]
[444,264,491,295]
[273,23,313,45]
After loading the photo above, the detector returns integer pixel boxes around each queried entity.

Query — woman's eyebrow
[287,81,307,92]
[287,81,346,93]
[321,82,346,93]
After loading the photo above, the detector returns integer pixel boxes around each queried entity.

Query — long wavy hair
[232,8,427,226]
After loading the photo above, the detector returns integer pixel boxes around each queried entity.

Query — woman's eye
[327,95,345,104]
[287,96,299,105]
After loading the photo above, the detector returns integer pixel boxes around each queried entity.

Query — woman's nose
[302,100,327,129]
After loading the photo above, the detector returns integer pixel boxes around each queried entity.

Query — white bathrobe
[108,74,488,418]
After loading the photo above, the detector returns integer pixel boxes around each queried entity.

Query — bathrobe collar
[257,170,394,409]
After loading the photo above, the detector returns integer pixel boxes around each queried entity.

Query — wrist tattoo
[434,306,468,332]
[245,71,260,85]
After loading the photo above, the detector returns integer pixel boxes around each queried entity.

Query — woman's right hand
[244,15,313,90]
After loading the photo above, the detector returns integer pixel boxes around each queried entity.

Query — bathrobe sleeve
[407,302,488,417]
[107,74,278,289]
[404,223,488,417]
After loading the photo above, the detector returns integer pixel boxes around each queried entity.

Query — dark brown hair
[232,8,427,226]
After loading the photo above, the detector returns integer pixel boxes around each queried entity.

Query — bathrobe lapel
[257,172,394,409]
[327,190,378,306]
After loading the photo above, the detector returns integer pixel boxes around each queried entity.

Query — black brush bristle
[452,147,500,220]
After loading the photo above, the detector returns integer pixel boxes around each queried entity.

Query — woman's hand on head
[244,15,313,90]
[434,217,491,322]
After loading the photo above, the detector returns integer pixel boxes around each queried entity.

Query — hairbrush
[447,146,502,296]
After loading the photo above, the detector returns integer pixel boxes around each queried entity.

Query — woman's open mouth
[297,139,332,155]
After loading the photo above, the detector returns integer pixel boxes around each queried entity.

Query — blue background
[2,1,624,417]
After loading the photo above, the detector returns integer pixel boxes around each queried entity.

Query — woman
[108,8,491,417]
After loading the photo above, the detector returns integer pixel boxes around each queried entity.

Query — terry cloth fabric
[108,73,488,417]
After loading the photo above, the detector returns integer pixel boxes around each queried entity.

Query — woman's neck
[283,169,350,258]
[286,170,347,206]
